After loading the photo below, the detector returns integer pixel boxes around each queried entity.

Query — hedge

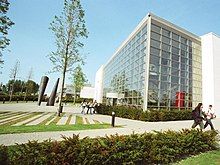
[0,129,218,164]
[0,95,38,102]
[96,105,193,121]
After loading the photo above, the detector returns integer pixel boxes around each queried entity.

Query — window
[162,51,170,59]
[181,37,187,44]
[162,36,170,44]
[172,46,179,55]
[172,40,179,48]
[162,43,170,52]
[172,53,180,62]
[162,29,170,37]
[151,32,161,40]
[151,39,160,48]
[161,58,170,66]
[151,24,161,33]
[150,47,160,56]
[172,33,179,41]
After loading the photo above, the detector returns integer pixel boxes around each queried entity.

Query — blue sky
[1,0,220,93]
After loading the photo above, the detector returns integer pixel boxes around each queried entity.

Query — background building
[96,13,202,110]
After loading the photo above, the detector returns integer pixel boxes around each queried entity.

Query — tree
[24,67,34,100]
[6,79,24,94]
[0,0,14,64]
[72,65,87,103]
[49,0,88,115]
[25,80,39,95]
[9,60,20,101]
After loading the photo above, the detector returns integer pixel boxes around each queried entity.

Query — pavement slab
[57,114,69,125]
[69,115,76,125]
[26,113,54,126]
[12,113,46,126]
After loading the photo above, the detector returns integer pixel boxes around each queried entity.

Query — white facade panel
[94,65,104,103]
[201,33,220,117]
[80,86,95,99]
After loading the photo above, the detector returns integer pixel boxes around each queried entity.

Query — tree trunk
[58,72,65,116]
[9,84,14,102]
[73,86,76,105]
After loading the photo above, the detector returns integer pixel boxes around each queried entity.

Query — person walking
[86,101,93,114]
[204,105,216,130]
[191,103,205,129]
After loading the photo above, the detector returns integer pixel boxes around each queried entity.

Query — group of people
[80,99,98,115]
[191,103,216,130]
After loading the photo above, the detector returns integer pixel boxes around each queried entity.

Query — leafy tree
[72,65,87,103]
[9,60,20,101]
[24,80,39,95]
[0,0,14,64]
[6,79,24,94]
[49,0,88,115]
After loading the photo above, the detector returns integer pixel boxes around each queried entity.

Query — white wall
[201,33,220,117]
[80,86,95,99]
[94,65,104,103]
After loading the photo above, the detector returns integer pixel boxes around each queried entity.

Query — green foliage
[0,95,38,102]
[2,129,219,164]
[72,65,87,92]
[0,145,9,165]
[97,105,193,121]
[0,0,14,61]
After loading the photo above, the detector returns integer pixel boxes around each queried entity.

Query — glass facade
[148,20,202,109]
[102,14,202,110]
[103,24,147,107]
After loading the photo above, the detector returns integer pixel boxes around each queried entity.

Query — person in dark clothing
[191,103,204,129]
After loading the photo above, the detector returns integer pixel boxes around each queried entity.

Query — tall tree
[9,60,20,101]
[49,0,88,115]
[0,0,14,65]
[24,67,34,100]
[72,65,87,103]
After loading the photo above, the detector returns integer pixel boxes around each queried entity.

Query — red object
[175,92,185,107]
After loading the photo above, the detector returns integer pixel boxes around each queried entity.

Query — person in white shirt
[204,105,216,130]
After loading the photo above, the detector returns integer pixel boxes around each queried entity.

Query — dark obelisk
[47,78,59,106]
[37,76,49,106]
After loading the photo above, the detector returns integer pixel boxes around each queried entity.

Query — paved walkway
[0,102,220,146]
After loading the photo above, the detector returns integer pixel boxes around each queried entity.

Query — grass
[76,116,83,124]
[2,113,41,126]
[174,150,220,165]
[0,124,111,134]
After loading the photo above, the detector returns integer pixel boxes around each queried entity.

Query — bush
[97,105,193,122]
[2,130,218,164]
[0,95,38,102]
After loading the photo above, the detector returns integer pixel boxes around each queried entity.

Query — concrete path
[0,102,220,146]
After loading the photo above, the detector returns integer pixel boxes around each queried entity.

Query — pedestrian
[86,101,93,114]
[81,99,87,115]
[204,105,216,130]
[93,100,98,114]
[191,103,205,129]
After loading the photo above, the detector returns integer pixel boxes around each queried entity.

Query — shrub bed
[0,129,218,164]
[96,105,192,121]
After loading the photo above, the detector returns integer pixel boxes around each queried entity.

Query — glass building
[99,13,202,110]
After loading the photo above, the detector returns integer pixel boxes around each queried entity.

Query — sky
[1,0,220,93]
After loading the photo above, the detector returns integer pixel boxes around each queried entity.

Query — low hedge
[96,105,192,121]
[0,95,38,102]
[0,129,218,164]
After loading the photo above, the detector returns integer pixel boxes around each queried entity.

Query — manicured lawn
[175,150,220,165]
[0,124,111,134]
